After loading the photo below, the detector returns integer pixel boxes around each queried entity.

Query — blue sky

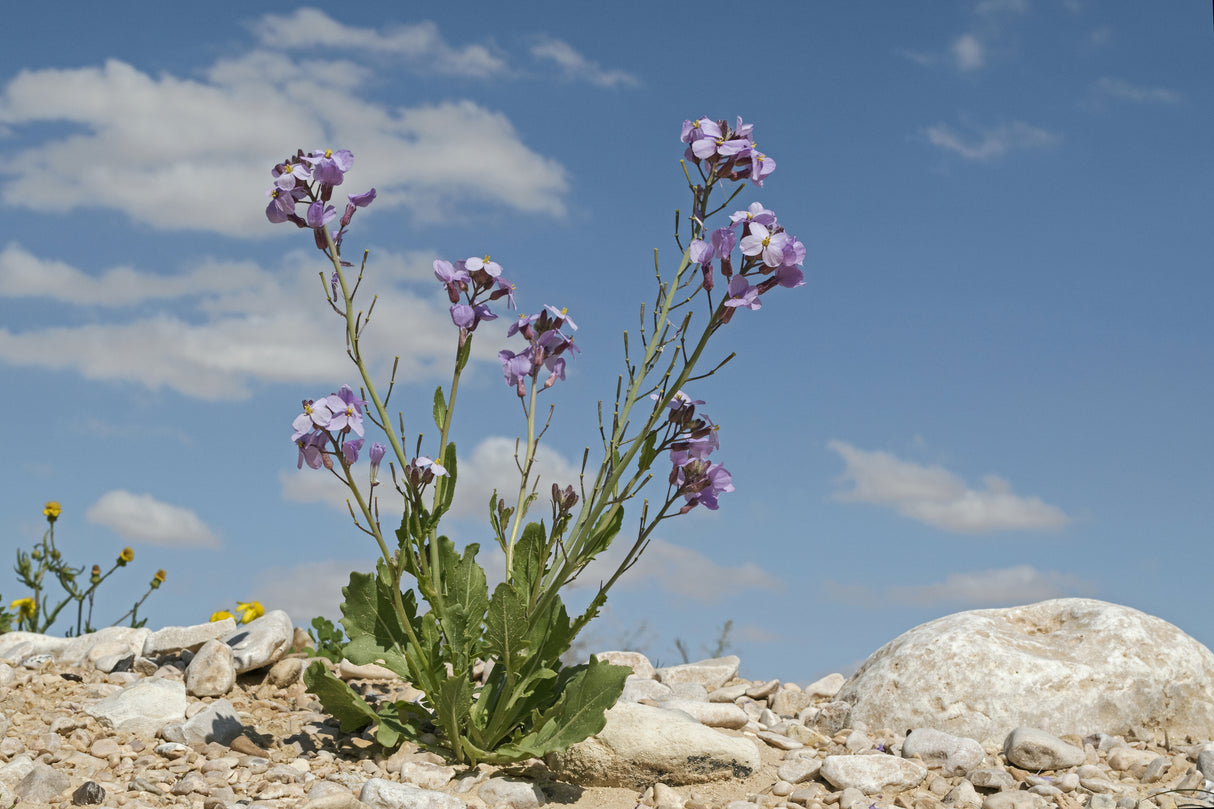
[1,2,1210,681]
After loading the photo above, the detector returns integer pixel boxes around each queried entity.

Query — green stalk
[503,375,540,580]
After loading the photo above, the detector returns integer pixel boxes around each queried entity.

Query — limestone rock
[144,618,237,656]
[161,698,243,747]
[545,701,760,787]
[223,609,293,672]
[655,655,741,691]
[15,762,70,803]
[838,599,1214,741]
[185,638,237,697]
[820,754,928,794]
[360,778,464,809]
[596,650,656,679]
[478,777,544,808]
[903,728,985,776]
[656,698,749,729]
[84,676,186,738]
[1003,727,1086,771]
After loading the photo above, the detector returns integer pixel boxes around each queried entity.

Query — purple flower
[272,161,311,190]
[750,151,776,186]
[689,239,714,265]
[292,399,333,441]
[730,203,776,228]
[369,441,387,481]
[739,223,791,268]
[324,385,365,437]
[676,460,734,512]
[544,305,577,331]
[342,438,364,465]
[347,188,376,207]
[265,186,303,224]
[490,276,517,309]
[465,255,502,278]
[542,355,566,388]
[450,302,497,331]
[711,226,737,256]
[508,312,540,338]
[303,149,354,185]
[414,456,447,476]
[306,201,338,230]
[499,348,533,389]
[296,432,328,470]
[724,275,761,311]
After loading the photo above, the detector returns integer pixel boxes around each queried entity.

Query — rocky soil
[3,604,1214,809]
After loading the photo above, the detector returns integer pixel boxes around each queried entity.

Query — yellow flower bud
[236,600,265,624]
[43,501,61,520]
[118,547,135,565]
[210,610,234,623]
[150,569,166,589]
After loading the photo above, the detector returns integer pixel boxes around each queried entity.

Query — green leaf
[339,563,413,680]
[638,429,659,470]
[484,656,629,762]
[302,661,377,734]
[439,441,458,512]
[436,538,488,671]
[484,581,528,676]
[432,386,447,432]
[512,522,548,598]
[432,673,474,759]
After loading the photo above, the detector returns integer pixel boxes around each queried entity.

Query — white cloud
[529,38,639,88]
[887,565,1095,607]
[251,9,506,78]
[925,120,1060,162]
[0,243,235,305]
[0,246,475,398]
[826,564,1094,609]
[86,490,221,549]
[828,440,1069,534]
[250,558,375,627]
[0,54,567,235]
[951,34,985,71]
[570,536,783,606]
[1095,77,1182,105]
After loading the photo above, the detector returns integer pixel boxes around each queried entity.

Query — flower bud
[43,501,62,521]
[118,547,135,566]
[90,565,101,585]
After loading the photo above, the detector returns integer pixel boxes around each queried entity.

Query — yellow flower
[150,569,167,589]
[236,600,265,624]
[43,501,61,520]
[210,610,234,623]
[10,597,36,620]
[118,547,135,565]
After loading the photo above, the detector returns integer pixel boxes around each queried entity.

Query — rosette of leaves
[304,514,629,764]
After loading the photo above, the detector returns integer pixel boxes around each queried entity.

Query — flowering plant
[8,502,165,635]
[269,119,804,764]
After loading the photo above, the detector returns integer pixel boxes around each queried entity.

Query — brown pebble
[228,734,269,757]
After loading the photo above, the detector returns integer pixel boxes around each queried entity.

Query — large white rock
[837,598,1214,742]
[545,701,761,787]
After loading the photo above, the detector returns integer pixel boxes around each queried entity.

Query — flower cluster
[434,256,517,336]
[681,116,774,187]
[660,391,734,512]
[498,305,579,397]
[265,149,376,253]
[292,385,366,469]
[688,201,805,319]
